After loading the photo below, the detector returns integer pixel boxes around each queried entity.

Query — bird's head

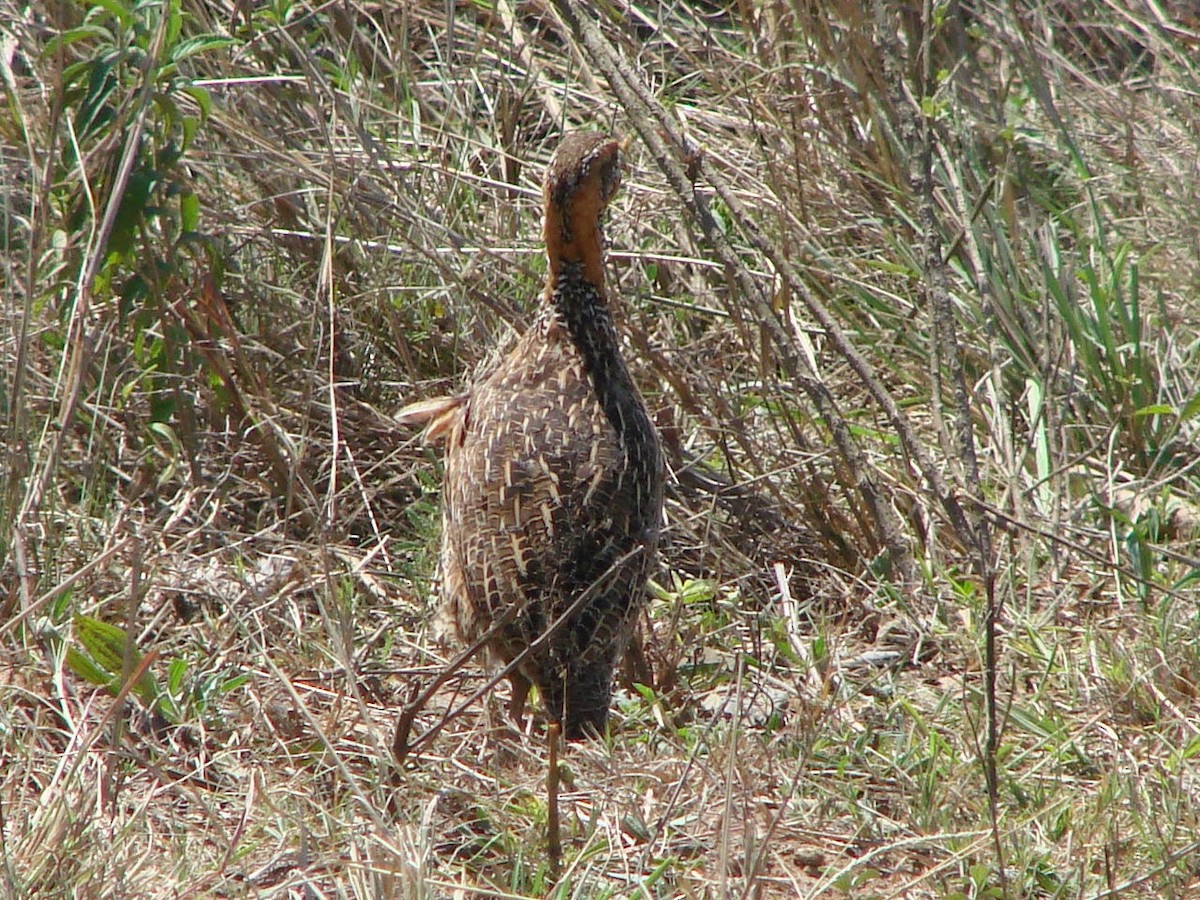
[543,132,624,286]
[544,132,622,215]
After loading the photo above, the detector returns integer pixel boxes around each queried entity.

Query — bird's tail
[543,653,616,740]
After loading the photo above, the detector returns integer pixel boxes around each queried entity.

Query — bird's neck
[548,263,617,369]
[548,262,660,519]
[543,199,607,290]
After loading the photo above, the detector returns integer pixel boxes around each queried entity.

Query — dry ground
[3,1,1200,897]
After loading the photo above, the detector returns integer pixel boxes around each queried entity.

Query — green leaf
[41,329,67,351]
[179,84,213,122]
[75,613,132,673]
[44,24,116,56]
[1172,568,1200,592]
[86,0,134,29]
[969,863,992,888]
[108,168,157,255]
[152,93,181,136]
[72,614,162,709]
[181,115,198,150]
[632,683,656,703]
[75,56,119,138]
[169,35,237,64]
[1133,404,1174,417]
[179,190,200,232]
[640,856,675,888]
[168,657,187,695]
[65,646,113,687]
[148,420,180,447]
[1179,392,1200,422]
[165,0,183,49]
[833,867,880,891]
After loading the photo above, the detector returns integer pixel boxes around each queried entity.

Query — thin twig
[546,721,562,881]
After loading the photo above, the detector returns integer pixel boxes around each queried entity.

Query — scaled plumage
[414,133,664,739]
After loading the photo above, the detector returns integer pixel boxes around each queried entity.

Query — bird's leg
[508,671,533,730]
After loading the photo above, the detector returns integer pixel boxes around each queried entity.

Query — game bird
[402,132,664,739]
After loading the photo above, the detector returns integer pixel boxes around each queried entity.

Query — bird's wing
[396,394,467,445]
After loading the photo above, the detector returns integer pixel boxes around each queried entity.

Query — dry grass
[3,0,1200,897]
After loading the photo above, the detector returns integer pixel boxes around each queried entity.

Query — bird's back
[438,311,660,736]
[428,131,664,739]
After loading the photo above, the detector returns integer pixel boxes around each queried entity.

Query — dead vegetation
[3,0,1200,896]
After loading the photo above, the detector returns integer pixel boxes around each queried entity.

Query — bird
[402,132,664,740]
